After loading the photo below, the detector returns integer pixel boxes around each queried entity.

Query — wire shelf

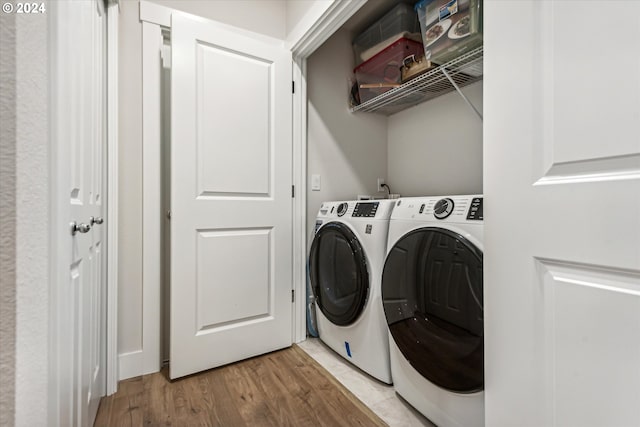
[350,46,483,116]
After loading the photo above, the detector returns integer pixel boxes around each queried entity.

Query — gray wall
[387,82,483,197]
[306,28,389,245]
[306,33,483,242]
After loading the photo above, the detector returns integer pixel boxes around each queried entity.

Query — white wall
[14,9,50,421]
[151,0,287,39]
[306,28,388,243]
[0,10,17,427]
[388,81,483,197]
[0,9,50,427]
[118,0,144,357]
[287,0,321,30]
[286,0,333,46]
[0,13,16,426]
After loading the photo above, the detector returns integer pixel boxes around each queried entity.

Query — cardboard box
[415,0,482,64]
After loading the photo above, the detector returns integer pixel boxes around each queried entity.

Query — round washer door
[382,227,484,393]
[309,222,369,326]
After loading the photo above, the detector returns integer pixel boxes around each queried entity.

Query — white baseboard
[118,350,144,380]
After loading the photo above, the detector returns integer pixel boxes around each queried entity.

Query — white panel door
[52,0,107,425]
[484,1,640,426]
[170,13,293,379]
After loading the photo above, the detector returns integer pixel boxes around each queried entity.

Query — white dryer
[309,200,395,384]
[382,195,484,427]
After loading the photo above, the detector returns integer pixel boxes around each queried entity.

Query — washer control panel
[352,202,379,218]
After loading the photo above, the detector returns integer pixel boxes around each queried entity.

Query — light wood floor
[95,344,388,427]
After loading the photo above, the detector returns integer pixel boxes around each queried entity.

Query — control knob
[433,198,454,219]
[336,203,348,217]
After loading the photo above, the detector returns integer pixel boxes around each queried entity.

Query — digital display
[353,202,379,218]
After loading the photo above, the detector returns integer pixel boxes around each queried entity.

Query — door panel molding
[536,258,640,426]
[532,1,640,186]
[195,41,273,198]
[534,153,640,186]
[195,227,274,331]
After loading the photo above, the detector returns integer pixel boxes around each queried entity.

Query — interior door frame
[134,0,366,379]
[105,0,120,396]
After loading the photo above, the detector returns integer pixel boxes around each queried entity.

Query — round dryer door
[382,227,484,393]
[309,222,369,326]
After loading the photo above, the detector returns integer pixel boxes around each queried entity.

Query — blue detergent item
[345,341,352,357]
[306,261,319,337]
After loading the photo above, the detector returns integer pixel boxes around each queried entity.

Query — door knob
[90,216,104,226]
[70,221,91,236]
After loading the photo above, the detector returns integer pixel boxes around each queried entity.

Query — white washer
[382,195,484,427]
[309,199,395,384]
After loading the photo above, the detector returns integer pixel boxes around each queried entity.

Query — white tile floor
[297,338,435,427]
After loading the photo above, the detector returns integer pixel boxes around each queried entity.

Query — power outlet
[377,178,385,192]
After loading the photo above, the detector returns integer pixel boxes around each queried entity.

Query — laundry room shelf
[350,46,483,117]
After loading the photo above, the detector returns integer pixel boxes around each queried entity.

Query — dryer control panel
[390,195,483,223]
[352,202,379,217]
[466,197,483,221]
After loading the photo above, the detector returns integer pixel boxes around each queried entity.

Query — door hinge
[291,289,295,303]
[291,185,295,198]
[292,81,295,94]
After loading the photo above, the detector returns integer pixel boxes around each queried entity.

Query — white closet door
[170,13,293,379]
[484,1,640,426]
[53,0,107,425]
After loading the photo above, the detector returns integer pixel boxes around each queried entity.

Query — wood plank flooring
[95,345,387,427]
